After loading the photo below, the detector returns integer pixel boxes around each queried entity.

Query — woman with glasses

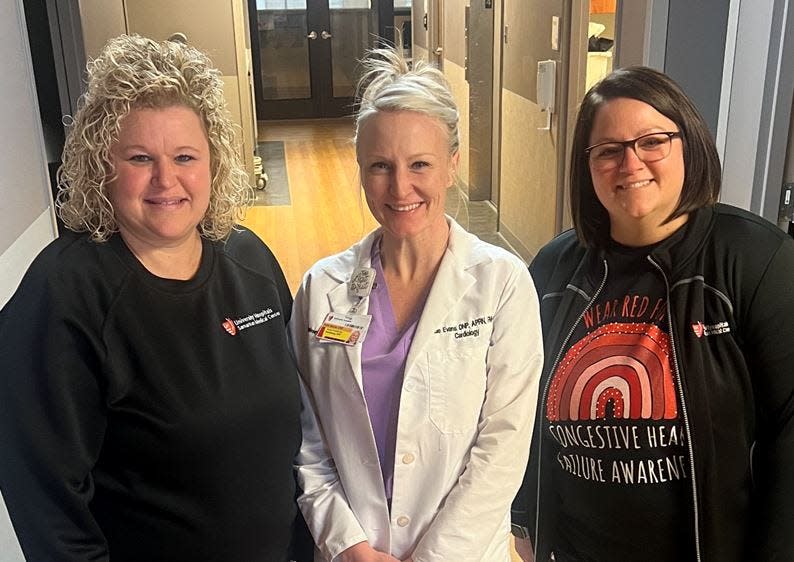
[511,66,794,561]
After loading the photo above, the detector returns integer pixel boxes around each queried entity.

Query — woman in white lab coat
[289,46,543,562]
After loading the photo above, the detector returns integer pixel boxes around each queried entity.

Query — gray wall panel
[664,0,729,136]
[468,1,495,200]
[444,0,466,66]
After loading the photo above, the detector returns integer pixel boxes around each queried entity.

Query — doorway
[249,0,380,119]
[586,0,616,90]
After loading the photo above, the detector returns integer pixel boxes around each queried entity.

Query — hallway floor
[241,118,517,293]
[240,118,378,292]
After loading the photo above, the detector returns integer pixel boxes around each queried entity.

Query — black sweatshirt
[0,227,304,561]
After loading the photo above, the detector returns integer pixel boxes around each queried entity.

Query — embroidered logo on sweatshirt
[691,320,730,338]
[222,318,238,336]
[220,308,281,336]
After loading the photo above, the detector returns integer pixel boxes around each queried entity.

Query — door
[497,0,567,260]
[125,0,257,182]
[249,0,379,119]
[467,1,495,203]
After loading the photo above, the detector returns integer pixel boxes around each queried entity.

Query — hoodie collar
[646,204,716,275]
[571,205,717,291]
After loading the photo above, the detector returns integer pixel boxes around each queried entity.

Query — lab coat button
[396,515,410,527]
[402,453,415,464]
[404,380,416,392]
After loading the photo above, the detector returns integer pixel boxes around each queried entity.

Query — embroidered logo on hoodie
[691,320,730,338]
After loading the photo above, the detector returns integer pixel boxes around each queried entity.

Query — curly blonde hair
[56,34,252,242]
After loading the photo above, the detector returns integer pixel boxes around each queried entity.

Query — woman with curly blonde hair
[0,34,307,561]
[57,33,251,242]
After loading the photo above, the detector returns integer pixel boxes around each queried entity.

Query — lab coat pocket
[427,345,488,434]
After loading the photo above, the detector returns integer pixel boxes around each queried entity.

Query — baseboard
[499,219,535,264]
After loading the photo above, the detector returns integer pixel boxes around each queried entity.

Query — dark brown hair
[570,66,721,248]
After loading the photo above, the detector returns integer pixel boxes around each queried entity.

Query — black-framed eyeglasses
[585,131,681,171]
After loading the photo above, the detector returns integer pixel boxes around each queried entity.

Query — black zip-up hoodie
[512,204,794,561]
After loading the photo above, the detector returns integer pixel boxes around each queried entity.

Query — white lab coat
[289,218,543,562]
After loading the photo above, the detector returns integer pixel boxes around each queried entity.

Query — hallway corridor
[242,118,518,293]
[241,118,379,292]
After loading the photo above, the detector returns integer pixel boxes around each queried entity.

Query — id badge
[316,311,372,346]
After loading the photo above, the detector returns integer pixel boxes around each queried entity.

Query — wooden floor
[241,118,379,293]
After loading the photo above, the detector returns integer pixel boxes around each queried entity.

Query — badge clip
[349,267,376,298]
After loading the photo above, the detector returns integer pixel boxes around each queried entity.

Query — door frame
[560,0,590,233]
[428,0,443,68]
[491,0,503,210]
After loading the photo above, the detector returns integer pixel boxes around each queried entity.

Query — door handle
[321,30,332,39]
[434,46,443,55]
[307,31,317,40]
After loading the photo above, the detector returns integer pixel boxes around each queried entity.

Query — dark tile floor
[446,188,522,261]
[254,141,290,206]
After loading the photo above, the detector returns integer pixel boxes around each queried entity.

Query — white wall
[1,1,57,558]
[0,0,57,309]
[0,1,53,251]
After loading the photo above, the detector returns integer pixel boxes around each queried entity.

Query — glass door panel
[256,0,312,100]
[328,0,377,98]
